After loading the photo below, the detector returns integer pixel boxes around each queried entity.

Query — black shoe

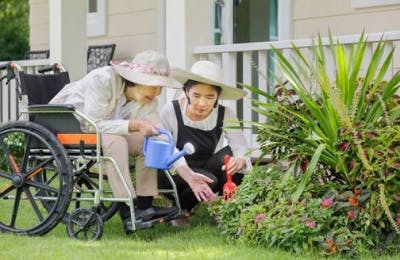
[122,207,156,234]
[135,207,156,222]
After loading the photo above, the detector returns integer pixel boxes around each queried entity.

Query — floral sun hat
[111,50,182,89]
[171,60,247,100]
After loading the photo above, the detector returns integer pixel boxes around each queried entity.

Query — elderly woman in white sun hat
[158,60,252,213]
[50,50,215,234]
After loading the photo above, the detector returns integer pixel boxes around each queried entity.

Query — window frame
[87,0,106,37]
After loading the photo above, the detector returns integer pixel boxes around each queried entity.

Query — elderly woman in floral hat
[50,50,215,234]
[158,60,252,216]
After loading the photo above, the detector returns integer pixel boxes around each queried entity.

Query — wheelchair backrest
[19,71,70,105]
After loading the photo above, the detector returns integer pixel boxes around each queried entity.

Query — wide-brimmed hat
[171,60,247,100]
[111,50,182,89]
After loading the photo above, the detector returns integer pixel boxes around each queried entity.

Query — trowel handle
[224,155,231,181]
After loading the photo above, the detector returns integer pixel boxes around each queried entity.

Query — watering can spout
[166,142,195,167]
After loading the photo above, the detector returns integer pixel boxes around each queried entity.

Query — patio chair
[24,50,50,60]
[87,43,116,73]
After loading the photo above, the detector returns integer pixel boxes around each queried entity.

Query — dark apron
[172,100,225,169]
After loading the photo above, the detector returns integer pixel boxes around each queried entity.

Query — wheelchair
[0,62,188,240]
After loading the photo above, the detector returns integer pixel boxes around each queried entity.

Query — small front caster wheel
[66,208,103,240]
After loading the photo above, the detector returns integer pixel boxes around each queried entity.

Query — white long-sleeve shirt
[49,66,160,134]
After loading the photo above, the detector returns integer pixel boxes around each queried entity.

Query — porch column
[49,0,86,81]
[165,0,212,69]
[165,0,213,101]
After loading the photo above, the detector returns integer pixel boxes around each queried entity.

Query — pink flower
[347,211,356,220]
[306,221,316,228]
[300,216,307,223]
[254,213,266,224]
[321,198,333,208]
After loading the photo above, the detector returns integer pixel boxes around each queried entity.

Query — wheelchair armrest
[28,104,76,112]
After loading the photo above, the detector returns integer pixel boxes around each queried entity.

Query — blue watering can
[143,129,194,170]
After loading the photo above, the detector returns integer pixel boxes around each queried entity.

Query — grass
[1,203,400,259]
[0,203,304,260]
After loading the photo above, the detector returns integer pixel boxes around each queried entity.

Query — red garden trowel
[223,155,237,201]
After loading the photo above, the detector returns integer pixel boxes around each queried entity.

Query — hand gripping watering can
[143,129,195,170]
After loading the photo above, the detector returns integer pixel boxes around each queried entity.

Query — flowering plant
[212,33,400,256]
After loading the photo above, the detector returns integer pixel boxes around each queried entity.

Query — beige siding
[293,0,400,38]
[28,0,158,60]
[292,0,400,72]
[29,0,49,51]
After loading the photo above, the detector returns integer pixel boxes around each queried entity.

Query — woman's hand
[129,119,159,136]
[221,156,246,175]
[176,165,216,202]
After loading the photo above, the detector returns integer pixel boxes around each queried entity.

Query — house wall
[292,0,400,69]
[28,0,159,60]
[29,0,49,51]
[292,0,400,38]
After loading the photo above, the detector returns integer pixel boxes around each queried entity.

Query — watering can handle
[157,128,173,143]
[142,128,173,155]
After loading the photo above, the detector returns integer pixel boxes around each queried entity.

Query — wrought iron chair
[87,44,116,73]
[24,50,50,60]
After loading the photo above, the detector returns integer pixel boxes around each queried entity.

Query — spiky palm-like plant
[222,33,400,255]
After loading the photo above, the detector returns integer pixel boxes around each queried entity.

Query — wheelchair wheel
[66,208,103,240]
[0,121,73,235]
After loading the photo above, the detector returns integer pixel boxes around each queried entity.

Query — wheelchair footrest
[134,210,190,230]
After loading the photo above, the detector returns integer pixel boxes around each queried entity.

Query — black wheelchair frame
[0,62,187,240]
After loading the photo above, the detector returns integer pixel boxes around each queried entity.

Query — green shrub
[212,33,400,256]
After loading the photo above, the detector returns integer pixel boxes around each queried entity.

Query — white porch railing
[192,31,400,155]
[0,59,51,123]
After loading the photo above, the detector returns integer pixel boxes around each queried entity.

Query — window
[87,0,106,37]
[352,0,400,8]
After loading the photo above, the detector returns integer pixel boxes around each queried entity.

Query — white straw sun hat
[111,50,182,89]
[171,60,247,100]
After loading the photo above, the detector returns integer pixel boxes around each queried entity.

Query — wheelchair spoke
[26,179,58,195]
[19,134,31,173]
[0,183,15,198]
[0,172,13,180]
[24,159,52,180]
[23,187,44,221]
[0,137,20,173]
[10,188,22,227]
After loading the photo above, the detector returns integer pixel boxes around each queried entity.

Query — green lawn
[1,205,399,259]
[0,204,302,260]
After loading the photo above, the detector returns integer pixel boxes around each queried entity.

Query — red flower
[347,160,355,171]
[324,239,338,254]
[321,198,334,208]
[363,150,369,160]
[365,131,377,139]
[349,196,359,207]
[396,213,400,228]
[347,211,356,219]
[300,160,308,172]
[338,141,350,152]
